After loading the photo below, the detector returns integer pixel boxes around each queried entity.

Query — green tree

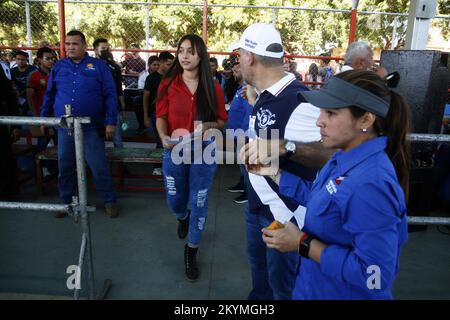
[1,0,448,55]
[0,0,58,46]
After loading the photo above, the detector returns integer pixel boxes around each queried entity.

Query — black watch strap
[299,235,314,258]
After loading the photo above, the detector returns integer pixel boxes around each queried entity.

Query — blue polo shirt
[279,136,408,299]
[41,54,118,128]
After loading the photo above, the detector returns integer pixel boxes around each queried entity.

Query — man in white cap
[231,23,322,300]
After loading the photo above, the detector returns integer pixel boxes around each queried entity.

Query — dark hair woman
[156,34,227,281]
[255,69,411,299]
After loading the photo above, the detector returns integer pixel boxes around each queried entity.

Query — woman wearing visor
[253,70,411,299]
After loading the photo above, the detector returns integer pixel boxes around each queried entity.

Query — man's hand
[262,221,302,253]
[105,125,116,140]
[239,139,281,167]
[246,164,279,177]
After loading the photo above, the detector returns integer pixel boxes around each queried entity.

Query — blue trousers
[245,204,298,300]
[57,127,116,205]
[162,145,217,247]
[113,115,123,148]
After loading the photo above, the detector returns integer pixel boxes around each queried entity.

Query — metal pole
[0,116,90,126]
[0,202,71,213]
[73,118,96,300]
[405,0,437,50]
[391,16,399,50]
[25,0,33,64]
[202,0,208,44]
[0,116,62,126]
[145,3,150,63]
[348,0,359,44]
[58,0,66,58]
[272,8,277,26]
[408,133,450,143]
[408,216,450,226]
[74,233,86,300]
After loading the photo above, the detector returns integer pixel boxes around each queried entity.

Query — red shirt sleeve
[156,78,169,118]
[27,71,38,89]
[214,82,227,122]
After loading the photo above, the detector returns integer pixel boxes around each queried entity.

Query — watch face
[286,141,295,152]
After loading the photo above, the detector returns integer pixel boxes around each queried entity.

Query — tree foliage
[0,0,448,54]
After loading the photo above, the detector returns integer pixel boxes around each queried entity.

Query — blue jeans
[162,143,217,247]
[239,164,247,190]
[57,127,116,205]
[245,204,298,300]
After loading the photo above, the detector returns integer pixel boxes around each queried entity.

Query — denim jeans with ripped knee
[162,141,217,247]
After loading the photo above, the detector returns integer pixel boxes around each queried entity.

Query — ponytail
[383,91,411,200]
[340,70,412,201]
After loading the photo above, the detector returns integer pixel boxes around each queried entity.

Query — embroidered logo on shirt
[326,180,337,194]
[335,176,345,185]
[85,63,95,71]
[256,108,276,129]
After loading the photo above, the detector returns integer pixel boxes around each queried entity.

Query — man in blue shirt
[41,30,119,218]
[226,58,253,204]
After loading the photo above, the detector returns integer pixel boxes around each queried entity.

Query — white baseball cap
[229,23,284,58]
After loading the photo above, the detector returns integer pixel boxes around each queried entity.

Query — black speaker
[381,51,449,230]
[380,50,449,134]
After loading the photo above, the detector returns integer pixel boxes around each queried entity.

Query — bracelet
[298,232,314,259]
[298,232,309,250]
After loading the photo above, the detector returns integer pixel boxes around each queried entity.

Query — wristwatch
[298,233,314,259]
[284,141,296,158]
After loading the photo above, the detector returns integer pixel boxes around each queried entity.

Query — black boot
[184,244,199,281]
[177,210,190,239]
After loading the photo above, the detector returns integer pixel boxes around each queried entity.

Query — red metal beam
[58,0,66,58]
[348,8,358,44]
[348,0,359,45]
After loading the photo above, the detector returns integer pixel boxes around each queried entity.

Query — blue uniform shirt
[41,54,118,128]
[227,84,253,132]
[279,136,408,299]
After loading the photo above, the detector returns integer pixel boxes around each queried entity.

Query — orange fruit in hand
[266,220,284,230]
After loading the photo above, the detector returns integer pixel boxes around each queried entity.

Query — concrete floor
[1,163,449,300]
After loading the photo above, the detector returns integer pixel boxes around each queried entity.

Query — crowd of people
[1,22,448,300]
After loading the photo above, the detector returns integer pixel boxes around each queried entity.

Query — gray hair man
[341,41,374,72]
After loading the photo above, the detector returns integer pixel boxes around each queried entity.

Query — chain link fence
[0,0,448,73]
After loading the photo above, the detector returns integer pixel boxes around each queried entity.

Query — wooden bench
[35,147,164,193]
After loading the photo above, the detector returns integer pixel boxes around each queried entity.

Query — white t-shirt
[138,70,149,89]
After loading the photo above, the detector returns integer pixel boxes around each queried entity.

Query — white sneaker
[152,167,163,176]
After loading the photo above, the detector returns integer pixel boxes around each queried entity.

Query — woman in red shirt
[156,34,227,281]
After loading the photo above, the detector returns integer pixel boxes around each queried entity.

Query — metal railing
[0,111,111,300]
[0,114,449,299]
